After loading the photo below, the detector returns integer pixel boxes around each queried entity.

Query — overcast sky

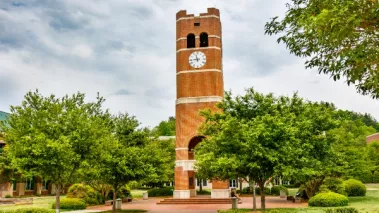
[0,0,378,128]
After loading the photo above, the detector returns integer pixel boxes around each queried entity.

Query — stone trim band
[176,69,222,75]
[176,15,220,22]
[176,96,223,105]
[176,35,221,41]
[176,46,221,53]
[175,147,189,151]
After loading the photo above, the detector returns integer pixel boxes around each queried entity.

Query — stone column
[16,182,25,196]
[211,180,230,198]
[35,177,42,195]
[173,160,197,198]
[0,182,13,198]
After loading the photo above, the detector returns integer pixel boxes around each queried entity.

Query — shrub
[67,184,102,205]
[197,190,211,195]
[51,198,86,210]
[147,187,173,197]
[319,177,346,195]
[343,179,366,197]
[128,180,140,189]
[308,192,348,207]
[108,185,132,200]
[4,194,12,198]
[270,185,289,196]
[0,208,54,213]
[240,186,271,195]
[325,207,359,213]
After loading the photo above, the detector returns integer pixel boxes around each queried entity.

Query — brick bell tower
[174,8,229,199]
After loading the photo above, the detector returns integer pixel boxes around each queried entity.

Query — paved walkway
[86,196,308,213]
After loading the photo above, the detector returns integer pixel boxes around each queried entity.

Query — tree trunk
[112,188,117,213]
[55,184,61,213]
[249,178,256,212]
[259,181,266,212]
[199,179,203,192]
[252,181,257,212]
[239,179,243,192]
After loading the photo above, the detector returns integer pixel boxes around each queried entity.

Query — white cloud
[0,0,378,128]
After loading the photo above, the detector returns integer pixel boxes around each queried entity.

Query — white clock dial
[189,51,206,68]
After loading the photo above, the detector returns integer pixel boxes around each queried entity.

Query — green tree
[151,116,176,136]
[366,141,379,182]
[265,0,379,98]
[0,90,112,213]
[140,138,175,187]
[86,113,156,213]
[327,118,376,180]
[195,89,337,211]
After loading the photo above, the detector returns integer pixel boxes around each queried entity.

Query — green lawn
[130,190,148,199]
[0,196,60,211]
[221,184,379,213]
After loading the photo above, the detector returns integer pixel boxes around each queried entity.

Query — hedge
[325,208,359,213]
[147,187,173,197]
[270,185,289,196]
[343,179,366,197]
[51,198,86,210]
[308,192,348,207]
[0,209,54,213]
[240,186,287,196]
[240,186,271,195]
[197,190,211,195]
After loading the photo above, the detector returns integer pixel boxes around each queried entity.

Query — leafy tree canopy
[0,90,112,212]
[151,116,176,136]
[195,88,338,210]
[265,0,379,98]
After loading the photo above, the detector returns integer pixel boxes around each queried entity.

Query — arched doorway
[188,136,204,160]
[173,135,230,199]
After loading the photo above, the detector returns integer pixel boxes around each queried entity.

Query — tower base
[211,189,230,198]
[173,189,197,199]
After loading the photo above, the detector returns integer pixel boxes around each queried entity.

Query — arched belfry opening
[200,32,208,47]
[188,136,205,160]
[187,33,195,48]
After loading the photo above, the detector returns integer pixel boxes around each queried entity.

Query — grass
[0,196,62,211]
[220,184,379,213]
[130,190,147,199]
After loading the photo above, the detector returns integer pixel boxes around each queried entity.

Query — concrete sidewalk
[86,196,308,213]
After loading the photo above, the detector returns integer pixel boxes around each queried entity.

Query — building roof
[367,132,379,144]
[0,111,10,122]
[149,136,176,141]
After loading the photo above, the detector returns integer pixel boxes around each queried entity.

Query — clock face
[189,51,206,68]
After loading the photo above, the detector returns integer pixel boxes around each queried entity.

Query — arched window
[187,33,195,48]
[200,32,208,47]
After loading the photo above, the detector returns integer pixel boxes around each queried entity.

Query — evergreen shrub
[270,185,289,196]
[147,187,173,197]
[51,198,86,210]
[343,179,366,197]
[308,192,348,207]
